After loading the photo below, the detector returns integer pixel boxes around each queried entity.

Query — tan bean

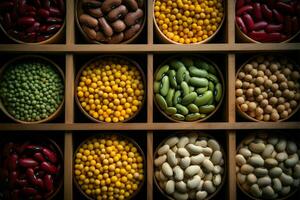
[107,5,128,21]
[124,9,144,26]
[95,31,106,42]
[83,26,96,40]
[80,14,98,28]
[101,0,122,13]
[111,20,126,32]
[123,0,138,11]
[87,8,103,18]
[98,17,113,37]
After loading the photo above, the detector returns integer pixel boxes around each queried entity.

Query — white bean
[186,144,203,154]
[187,175,201,189]
[165,180,175,194]
[154,155,167,167]
[185,165,201,177]
[213,174,222,186]
[235,154,246,166]
[207,139,220,151]
[175,181,188,193]
[202,159,214,172]
[165,136,179,147]
[162,162,173,177]
[203,180,216,193]
[188,133,198,144]
[191,154,205,165]
[211,150,222,165]
[196,191,207,200]
[178,148,190,157]
[177,136,189,148]
[173,166,184,181]
[173,192,189,200]
[179,157,191,169]
[158,144,170,155]
[167,150,178,167]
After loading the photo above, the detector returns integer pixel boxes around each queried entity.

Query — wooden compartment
[0,0,299,200]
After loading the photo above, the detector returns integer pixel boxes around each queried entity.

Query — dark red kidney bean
[36,178,44,189]
[8,154,18,171]
[57,0,65,13]
[266,0,275,8]
[42,0,51,9]
[276,2,294,14]
[46,24,62,33]
[39,25,47,33]
[34,0,41,7]
[26,168,37,184]
[101,0,122,13]
[292,16,299,34]
[42,148,57,163]
[26,22,40,33]
[33,152,45,162]
[236,16,247,33]
[0,169,9,181]
[46,17,63,23]
[236,0,245,9]
[265,32,282,42]
[236,5,253,16]
[49,7,62,16]
[248,31,268,42]
[11,189,20,200]
[265,24,283,33]
[43,174,53,192]
[40,162,58,174]
[284,16,292,35]
[2,142,15,157]
[36,170,46,178]
[17,179,28,187]
[18,0,27,15]
[82,0,102,8]
[3,13,12,29]
[124,23,141,41]
[25,11,37,17]
[242,14,254,31]
[19,158,39,168]
[25,5,37,12]
[87,8,103,18]
[253,3,263,21]
[22,187,37,196]
[38,9,50,18]
[37,34,51,42]
[34,194,43,200]
[261,4,273,21]
[0,2,14,10]
[253,21,268,31]
[9,171,18,188]
[123,0,138,11]
[272,9,283,24]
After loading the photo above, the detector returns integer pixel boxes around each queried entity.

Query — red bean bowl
[0,137,63,200]
[0,0,66,44]
[235,0,300,43]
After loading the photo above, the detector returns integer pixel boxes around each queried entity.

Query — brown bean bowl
[153,55,225,122]
[235,0,300,43]
[0,55,65,124]
[75,0,146,44]
[236,133,300,200]
[0,136,64,200]
[153,0,225,44]
[235,54,300,122]
[153,132,227,200]
[73,134,146,200]
[0,18,65,44]
[75,55,146,123]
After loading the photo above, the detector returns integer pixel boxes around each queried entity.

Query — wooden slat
[147,131,154,200]
[228,54,236,122]
[66,0,75,44]
[1,43,300,53]
[227,0,235,43]
[147,0,154,44]
[147,54,153,122]
[65,54,75,123]
[227,131,237,200]
[1,122,300,131]
[64,132,73,200]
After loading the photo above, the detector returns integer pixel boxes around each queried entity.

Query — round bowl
[75,0,146,44]
[73,134,146,200]
[0,137,64,200]
[153,132,227,200]
[235,54,300,122]
[235,0,300,43]
[153,0,225,44]
[0,55,65,124]
[75,55,146,123]
[236,133,300,200]
[153,55,225,122]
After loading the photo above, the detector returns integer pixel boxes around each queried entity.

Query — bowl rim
[75,0,146,44]
[74,55,146,123]
[153,54,225,122]
[153,132,227,200]
[0,55,65,124]
[236,133,300,200]
[73,134,146,200]
[235,54,300,122]
[0,136,64,200]
[152,0,225,44]
[0,16,66,44]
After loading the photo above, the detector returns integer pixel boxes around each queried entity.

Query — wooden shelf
[0,0,299,200]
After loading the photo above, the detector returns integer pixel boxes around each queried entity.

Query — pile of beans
[235,55,300,122]
[76,57,144,123]
[78,0,144,44]
[154,56,223,122]
[0,58,64,123]
[0,0,65,43]
[0,140,63,200]
[154,134,225,200]
[154,0,224,44]
[236,134,300,199]
[236,0,300,42]
[74,135,144,200]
